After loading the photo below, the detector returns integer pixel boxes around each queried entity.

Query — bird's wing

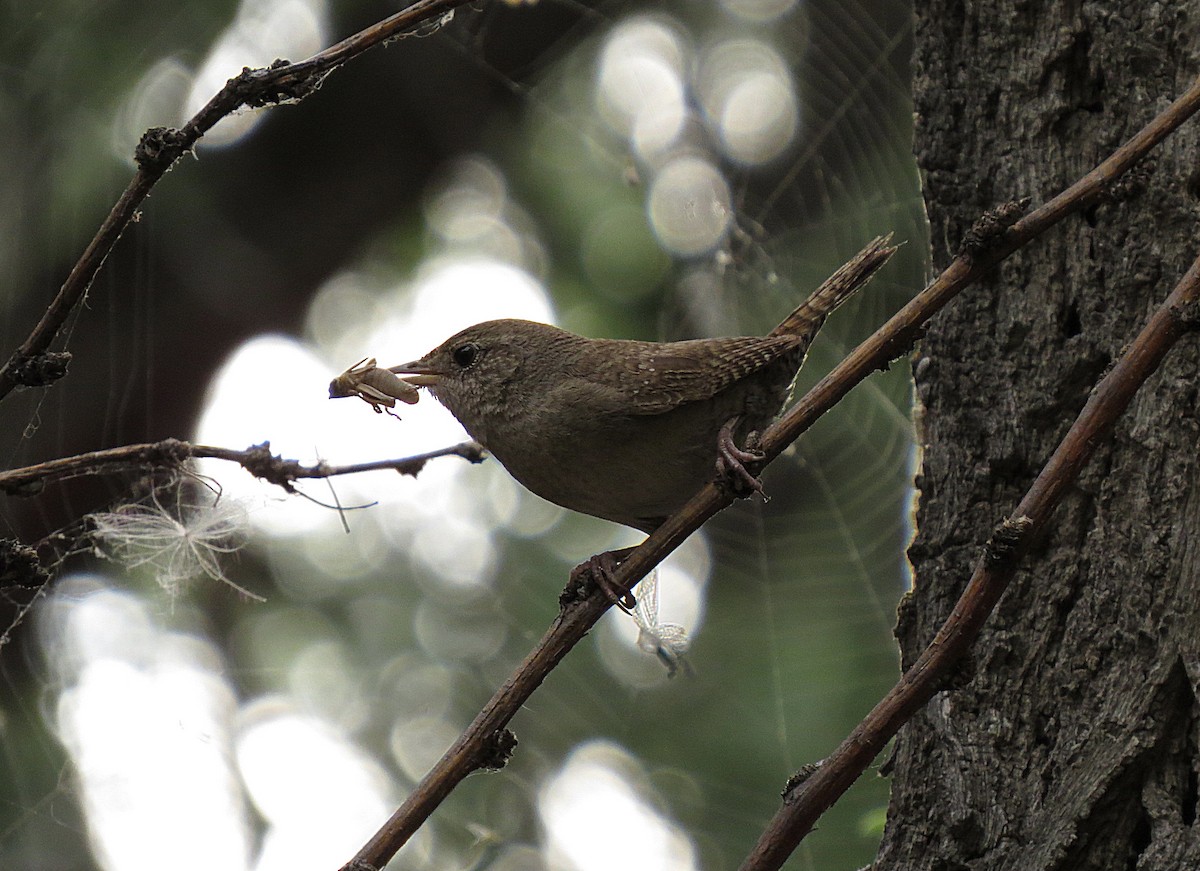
[598,335,800,415]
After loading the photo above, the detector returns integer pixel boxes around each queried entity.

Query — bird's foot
[564,546,638,612]
[716,418,766,499]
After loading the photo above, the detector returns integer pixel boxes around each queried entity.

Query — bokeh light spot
[390,715,460,781]
[43,578,251,871]
[647,156,732,256]
[236,700,395,871]
[697,38,799,165]
[718,0,800,23]
[539,742,696,871]
[719,72,799,164]
[596,18,689,158]
[414,598,507,664]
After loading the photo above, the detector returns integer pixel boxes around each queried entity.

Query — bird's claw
[716,419,766,498]
[567,548,637,611]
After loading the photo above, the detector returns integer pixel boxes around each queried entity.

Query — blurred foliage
[0,0,925,869]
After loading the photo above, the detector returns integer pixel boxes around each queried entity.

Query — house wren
[389,274,871,535]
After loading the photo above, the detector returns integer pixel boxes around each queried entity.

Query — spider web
[0,0,924,868]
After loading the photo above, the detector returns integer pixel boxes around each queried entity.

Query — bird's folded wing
[602,335,799,415]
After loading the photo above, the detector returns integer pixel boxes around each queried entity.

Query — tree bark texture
[877,4,1200,870]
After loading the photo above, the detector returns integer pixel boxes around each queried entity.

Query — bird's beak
[388,359,442,387]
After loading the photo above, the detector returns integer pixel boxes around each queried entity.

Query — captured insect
[329,358,420,417]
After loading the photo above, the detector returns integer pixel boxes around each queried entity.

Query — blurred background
[0,0,925,868]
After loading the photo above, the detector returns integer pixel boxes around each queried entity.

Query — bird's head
[389,318,576,435]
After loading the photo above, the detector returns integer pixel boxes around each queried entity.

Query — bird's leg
[566,545,638,611]
[716,416,766,498]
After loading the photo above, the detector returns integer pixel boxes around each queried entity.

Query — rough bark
[877,4,1200,870]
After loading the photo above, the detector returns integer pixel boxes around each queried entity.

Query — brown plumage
[389,274,865,534]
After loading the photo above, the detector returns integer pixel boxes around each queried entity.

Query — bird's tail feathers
[770,235,896,339]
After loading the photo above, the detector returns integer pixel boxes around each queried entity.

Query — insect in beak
[329,358,421,417]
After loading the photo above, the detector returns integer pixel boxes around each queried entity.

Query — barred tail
[770,235,896,339]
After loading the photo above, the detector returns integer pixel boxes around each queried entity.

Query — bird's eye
[451,342,480,369]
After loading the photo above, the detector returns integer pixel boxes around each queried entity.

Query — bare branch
[0,439,485,496]
[0,0,477,404]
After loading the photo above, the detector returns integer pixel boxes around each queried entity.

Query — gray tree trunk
[876,4,1200,870]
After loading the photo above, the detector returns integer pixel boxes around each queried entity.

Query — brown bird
[389,240,890,606]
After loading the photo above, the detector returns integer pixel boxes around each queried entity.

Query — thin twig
[0,439,485,496]
[340,74,1200,871]
[0,0,477,403]
[738,248,1200,871]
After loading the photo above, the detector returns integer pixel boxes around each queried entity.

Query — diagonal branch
[738,244,1200,871]
[339,74,1200,871]
[0,0,477,403]
[339,237,894,871]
